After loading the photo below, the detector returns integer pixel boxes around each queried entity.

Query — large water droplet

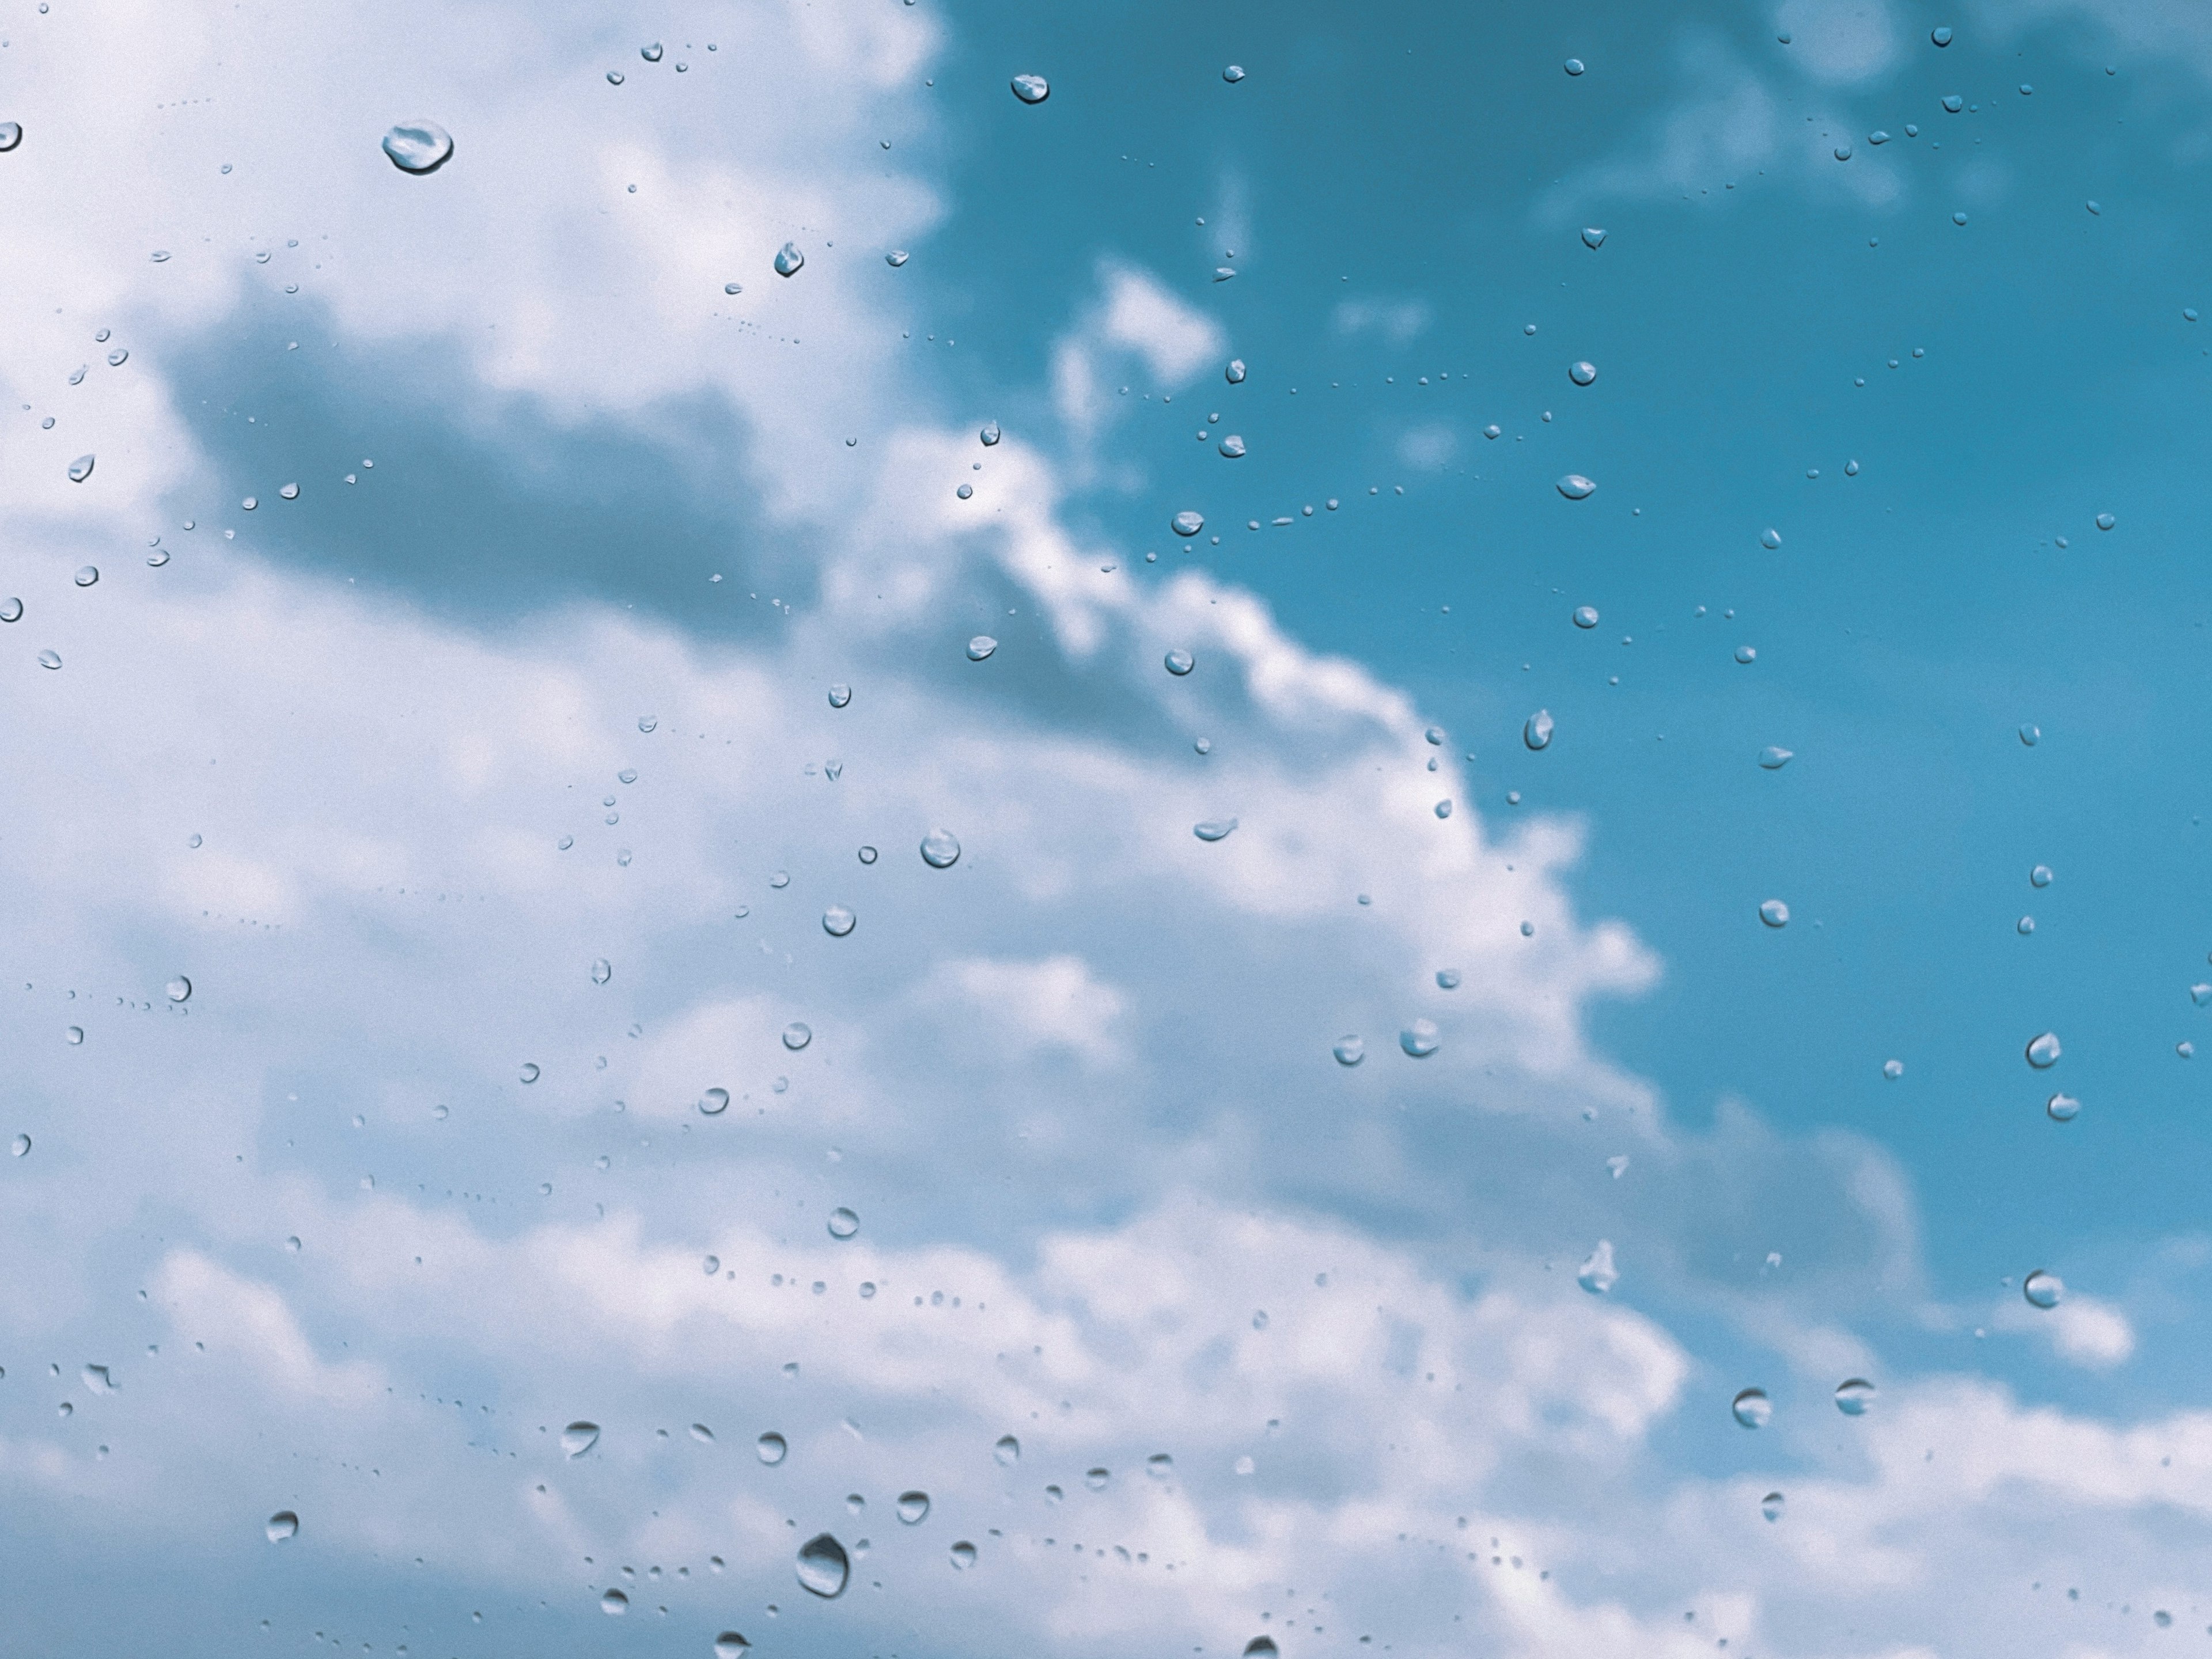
[381,121,453,173]
[1834,1378,1877,1415]
[1569,361,1597,386]
[1576,1240,1618,1294]
[2046,1092,2080,1122]
[1399,1020,1440,1058]
[1010,74,1050,104]
[561,1421,600,1458]
[1524,709,1554,750]
[757,1431,789,1464]
[1758,747,1793,769]
[2096,512,2116,531]
[1225,359,1246,384]
[1223,64,1246,82]
[822,906,855,938]
[782,1022,813,1051]
[979,421,1001,447]
[1942,94,1964,113]
[67,454,94,483]
[699,1088,730,1116]
[2025,1031,2061,1069]
[601,1589,629,1615]
[950,1540,978,1569]
[2030,864,2054,889]
[2023,1269,2065,1309]
[1218,434,1247,459]
[1883,1059,1904,1080]
[1759,899,1790,928]
[74,565,98,586]
[1171,510,1205,537]
[165,976,192,1003]
[1194,818,1238,842]
[774,243,804,276]
[0,598,18,622]
[827,683,853,708]
[641,41,663,60]
[265,1510,299,1542]
[897,1490,931,1523]
[827,1206,859,1239]
[1555,473,1596,499]
[518,1062,540,1084]
[1332,1036,1365,1067]
[967,635,998,661]
[1730,1387,1772,1429]
[920,828,961,868]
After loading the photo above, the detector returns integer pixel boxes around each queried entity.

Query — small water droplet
[64,1025,82,1044]
[1759,899,1790,928]
[1952,210,1969,225]
[380,122,453,175]
[886,250,909,267]
[897,1490,931,1523]
[1731,1388,1772,1429]
[1332,1036,1365,1067]
[1555,473,1596,499]
[2017,915,2036,935]
[1216,433,1247,459]
[1576,1240,1618,1294]
[2096,512,2116,531]
[1757,746,1793,770]
[1834,1378,1877,1415]
[265,1510,298,1542]
[1222,64,1245,82]
[966,635,998,661]
[1010,74,1050,104]
[1567,360,1597,387]
[1171,510,1205,537]
[979,420,1002,448]
[2022,1269,2064,1309]
[1224,359,1247,385]
[772,241,805,278]
[1931,24,1953,45]
[991,1433,1022,1466]
[1834,144,1853,161]
[561,1421,600,1457]
[640,40,663,60]
[2030,864,2054,889]
[782,1022,813,1051]
[1524,709,1554,750]
[2019,723,2041,746]
[0,598,18,623]
[1570,605,1600,629]
[1399,1019,1440,1058]
[1164,648,1195,676]
[1759,527,1782,551]
[1761,1491,1785,1522]
[2046,1092,2081,1122]
[518,1062,540,1084]
[1193,817,1238,842]
[1734,645,1758,665]
[1881,1059,1905,1080]
[949,1539,978,1569]
[2025,1031,2062,1069]
[278,482,298,501]
[67,454,94,483]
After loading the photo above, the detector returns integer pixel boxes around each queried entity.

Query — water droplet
[1869,130,1889,145]
[584,956,612,987]
[67,454,94,483]
[641,41,663,60]
[2096,512,2116,531]
[9,1135,27,1157]
[702,1254,721,1274]
[638,714,657,733]
[979,421,1002,448]
[770,871,790,888]
[715,1635,752,1659]
[1147,1452,1175,1477]
[1570,605,1600,629]
[107,349,127,368]
[1931,24,1953,44]
[2026,1031,2062,1069]
[1883,1059,1904,1080]
[1524,709,1554,750]
[601,1589,629,1615]
[1399,1020,1440,1058]
[1244,1641,1279,1659]
[1761,1491,1785,1522]
[1941,94,1964,113]
[278,482,298,501]
[1580,226,1605,248]
[724,281,744,295]
[1216,433,1249,460]
[1734,645,1758,665]
[561,1422,600,1458]
[518,1062,540,1084]
[1436,800,1454,820]
[949,1540,978,1569]
[2023,1269,2065,1309]
[1555,473,1596,499]
[243,497,258,511]
[687,1422,715,1444]
[1757,746,1793,770]
[1834,1378,1877,1416]
[822,906,855,938]
[1834,145,1853,161]
[1759,899,1790,928]
[0,598,18,623]
[1225,359,1247,384]
[893,1490,932,1524]
[1010,74,1050,104]
[2028,864,2054,889]
[1576,1240,1618,1294]
[1193,818,1238,842]
[1563,56,1586,74]
[2019,723,2041,746]
[966,635,998,661]
[919,828,962,869]
[1953,210,1969,225]
[1436,968,1461,990]
[2017,916,2036,935]
[0,123,19,151]
[2046,1092,2081,1123]
[827,1206,860,1240]
[1568,360,1597,387]
[1759,527,1782,551]
[782,1022,813,1051]
[1171,510,1205,537]
[1730,1388,1772,1429]
[1165,648,1195,676]
[160,975,193,1005]
[985,1433,1021,1467]
[65,1025,82,1044]
[699,1088,730,1116]
[1332,1036,1365,1067]
[380,121,453,175]
[774,242,805,277]
[265,1510,298,1542]
[37,650,62,671]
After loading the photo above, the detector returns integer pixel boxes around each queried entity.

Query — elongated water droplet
[897,1490,931,1524]
[67,454,94,483]
[1524,709,1554,750]
[1576,1240,1618,1294]
[381,121,453,173]
[1731,1387,1772,1429]
[1194,818,1238,842]
[2023,1269,2065,1309]
[265,1510,299,1542]
[1555,473,1596,499]
[1758,746,1793,769]
[1010,74,1050,104]
[2026,1031,2061,1069]
[1332,1036,1364,1067]
[1399,1019,1440,1058]
[561,1421,600,1458]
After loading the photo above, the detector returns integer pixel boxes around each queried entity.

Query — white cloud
[1335,298,1433,346]
[1775,0,1903,85]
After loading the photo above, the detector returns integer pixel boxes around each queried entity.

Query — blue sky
[2,0,2210,1653]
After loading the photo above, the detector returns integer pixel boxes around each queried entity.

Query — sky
[2,0,2210,1653]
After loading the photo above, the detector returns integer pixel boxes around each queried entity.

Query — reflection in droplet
[822,906,855,938]
[67,454,94,483]
[1759,899,1790,929]
[1172,510,1205,537]
[1165,648,1195,676]
[1576,1240,1618,1294]
[2025,1031,2061,1069]
[967,635,998,661]
[1569,361,1597,386]
[979,421,1002,448]
[950,1540,978,1569]
[1224,64,1246,82]
[920,828,962,869]
[2030,864,2053,888]
[757,1431,789,1465]
[1834,1378,1877,1415]
[1225,359,1246,384]
[1218,434,1247,458]
[827,1207,860,1239]
[74,565,98,586]
[1572,605,1599,628]
[1580,226,1605,248]
[1399,1020,1440,1058]
[166,976,192,1003]
[1332,1036,1365,1067]
[1883,1059,1904,1080]
[715,1635,752,1659]
[1524,709,1554,750]
[699,1088,730,1116]
[782,1022,813,1051]
[1761,1491,1785,1522]
[2023,1270,2065,1309]
[1730,1388,1772,1429]
[827,682,853,709]
[2046,1092,2081,1123]
[1758,747,1793,770]
[381,121,453,173]
[994,1434,1021,1465]
[601,1589,629,1615]
[774,243,804,276]
[266,1511,299,1542]
[1555,473,1596,499]
[1010,74,1050,104]
[897,1490,931,1523]
[561,1422,600,1458]
[1194,818,1238,842]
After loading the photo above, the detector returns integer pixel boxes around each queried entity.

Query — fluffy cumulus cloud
[0,2,2202,1656]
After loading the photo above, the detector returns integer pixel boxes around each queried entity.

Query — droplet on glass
[1569,361,1597,386]
[1758,746,1793,769]
[9,1135,28,1157]
[2096,512,2115,531]
[641,41,663,60]
[782,1022,813,1051]
[967,635,998,661]
[699,1088,730,1116]
[1332,1036,1365,1067]
[165,976,192,1003]
[590,957,612,986]
[822,906,856,937]
[1524,709,1554,750]
[1010,74,1050,104]
[1761,1491,1785,1522]
[1572,605,1599,628]
[993,1434,1021,1465]
[1435,800,1453,819]
[949,1540,978,1569]
[2031,864,2053,888]
[1399,1020,1440,1058]
[1760,527,1782,551]
[601,1589,629,1615]
[560,1421,600,1458]
[1931,24,1953,44]
[1759,899,1790,928]
[886,250,909,267]
[1165,648,1195,676]
[1834,1378,1877,1415]
[1194,818,1238,842]
[67,454,94,483]
[2046,1092,2081,1122]
[1883,1059,1904,1080]
[771,242,806,278]
[2025,1031,2061,1069]
[2019,723,2041,746]
[107,349,128,367]
[2022,1270,2065,1309]
[897,1490,931,1523]
[757,1431,789,1464]
[1730,1388,1772,1429]
[1555,473,1596,499]
[0,123,19,151]
[1225,359,1246,384]
[1223,64,1245,82]
[1580,226,1605,248]
[1576,1240,1618,1294]
[381,120,454,173]
[1171,510,1205,537]
[827,1207,859,1239]
[519,1062,540,1084]
[1734,645,1758,665]
[921,829,961,869]
[715,1635,752,1659]
[0,598,18,622]
[265,1511,299,1542]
